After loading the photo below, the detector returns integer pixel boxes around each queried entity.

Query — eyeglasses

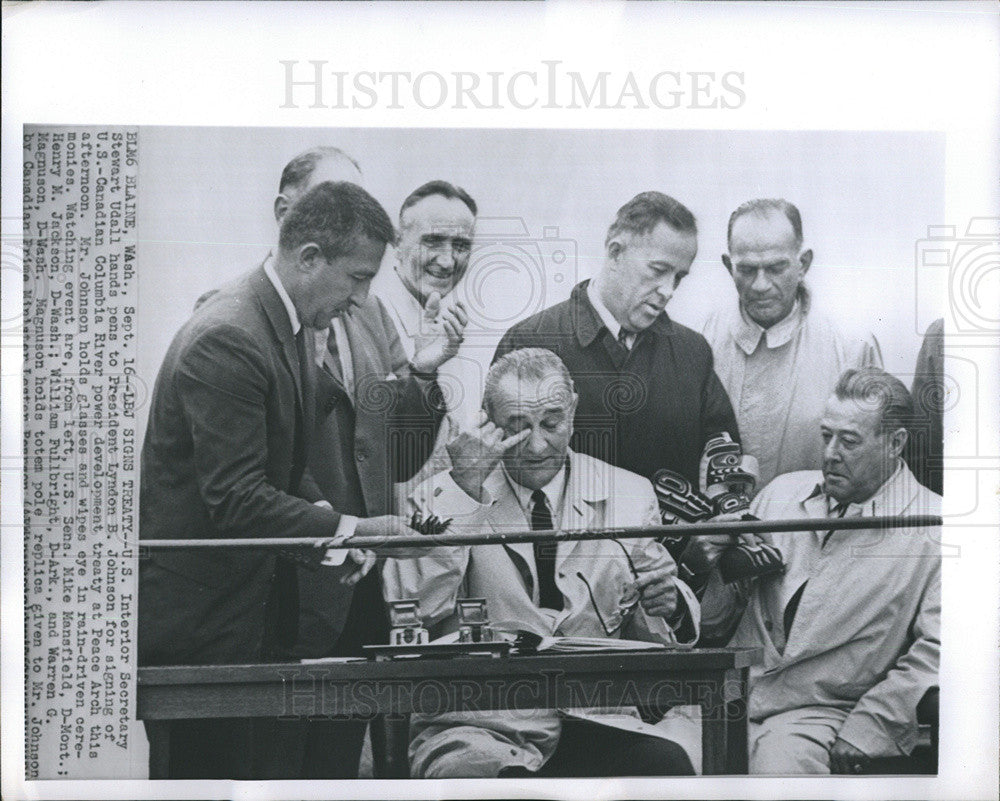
[576,539,640,636]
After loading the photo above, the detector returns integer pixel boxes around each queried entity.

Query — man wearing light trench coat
[383,347,701,779]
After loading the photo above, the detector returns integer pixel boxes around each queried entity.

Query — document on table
[536,636,675,653]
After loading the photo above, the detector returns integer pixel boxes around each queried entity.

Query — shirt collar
[263,254,301,335]
[804,458,906,517]
[571,281,608,348]
[733,298,802,355]
[587,279,624,340]
[503,460,569,522]
[581,278,674,348]
[378,267,427,338]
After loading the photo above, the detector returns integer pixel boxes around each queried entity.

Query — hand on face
[488,374,577,492]
[446,411,531,501]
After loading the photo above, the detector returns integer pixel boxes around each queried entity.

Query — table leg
[143,720,171,779]
[700,667,749,775]
[370,714,410,778]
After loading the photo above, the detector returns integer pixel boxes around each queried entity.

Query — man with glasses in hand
[382,348,699,779]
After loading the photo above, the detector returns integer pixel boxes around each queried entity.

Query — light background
[3,2,998,800]
[136,126,944,447]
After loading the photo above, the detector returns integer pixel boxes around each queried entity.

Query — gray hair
[834,367,914,433]
[727,198,804,250]
[279,146,362,195]
[483,348,575,418]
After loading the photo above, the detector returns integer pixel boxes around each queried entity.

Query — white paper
[3,2,998,800]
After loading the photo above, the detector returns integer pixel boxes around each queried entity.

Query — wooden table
[138,647,761,777]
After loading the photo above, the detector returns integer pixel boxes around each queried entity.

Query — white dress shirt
[587,279,636,349]
[264,256,356,559]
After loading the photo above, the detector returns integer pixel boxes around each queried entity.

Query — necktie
[291,327,310,490]
[823,501,850,547]
[294,326,309,375]
[530,489,563,610]
[617,328,632,351]
[323,326,344,384]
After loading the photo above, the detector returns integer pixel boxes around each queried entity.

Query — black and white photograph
[130,125,950,783]
[4,3,998,801]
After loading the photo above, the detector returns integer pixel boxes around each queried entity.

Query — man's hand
[446,411,530,501]
[679,512,750,575]
[351,514,454,559]
[829,737,871,774]
[316,504,406,569]
[635,563,679,620]
[410,292,469,373]
[339,549,376,586]
[681,534,738,575]
[353,514,419,545]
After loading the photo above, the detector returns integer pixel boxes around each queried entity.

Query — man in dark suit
[139,180,415,778]
[493,192,739,567]
[264,149,468,778]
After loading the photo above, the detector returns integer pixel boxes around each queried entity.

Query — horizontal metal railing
[138,514,943,551]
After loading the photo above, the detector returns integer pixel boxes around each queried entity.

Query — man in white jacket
[383,347,700,778]
[701,199,882,489]
[682,366,940,774]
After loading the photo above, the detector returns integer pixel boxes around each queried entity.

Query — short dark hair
[727,198,803,249]
[279,181,394,262]
[604,191,697,249]
[279,147,362,195]
[399,180,478,223]
[834,367,914,433]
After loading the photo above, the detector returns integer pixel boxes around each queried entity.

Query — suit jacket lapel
[801,488,828,547]
[252,265,304,408]
[557,452,605,568]
[481,469,537,597]
[780,467,923,662]
[300,327,318,435]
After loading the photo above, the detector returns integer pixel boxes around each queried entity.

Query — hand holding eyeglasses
[634,561,679,620]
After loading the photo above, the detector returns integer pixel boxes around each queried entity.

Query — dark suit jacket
[289,296,445,658]
[906,317,944,496]
[139,266,339,666]
[494,280,739,488]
